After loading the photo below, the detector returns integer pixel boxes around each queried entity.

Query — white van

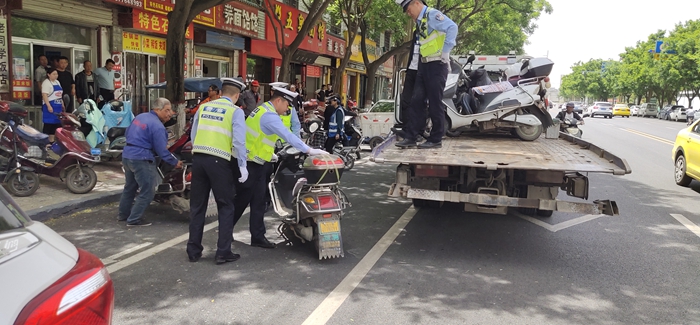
[639,103,658,118]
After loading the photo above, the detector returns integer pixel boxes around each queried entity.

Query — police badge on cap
[221,77,246,91]
[272,86,298,104]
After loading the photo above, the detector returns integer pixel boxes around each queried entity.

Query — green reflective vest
[245,102,278,164]
[419,8,446,59]
[280,108,292,131]
[192,98,236,160]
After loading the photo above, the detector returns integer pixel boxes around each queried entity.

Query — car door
[686,123,700,178]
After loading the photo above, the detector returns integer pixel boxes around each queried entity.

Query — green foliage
[561,21,700,106]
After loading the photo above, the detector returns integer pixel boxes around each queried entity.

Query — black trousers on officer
[399,69,418,124]
[404,60,449,143]
[187,153,237,258]
[232,160,270,241]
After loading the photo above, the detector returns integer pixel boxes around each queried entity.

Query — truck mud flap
[404,187,619,216]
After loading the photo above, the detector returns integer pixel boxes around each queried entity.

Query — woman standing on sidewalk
[41,68,65,144]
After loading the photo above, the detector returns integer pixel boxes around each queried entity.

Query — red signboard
[132,9,194,39]
[12,80,32,100]
[306,65,321,78]
[141,0,216,27]
[264,1,330,55]
[216,1,265,39]
[324,35,346,58]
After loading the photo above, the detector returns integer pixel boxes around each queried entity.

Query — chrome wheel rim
[675,157,685,183]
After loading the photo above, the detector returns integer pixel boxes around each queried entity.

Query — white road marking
[101,242,153,266]
[302,207,419,325]
[106,207,249,274]
[670,214,700,238]
[517,213,606,232]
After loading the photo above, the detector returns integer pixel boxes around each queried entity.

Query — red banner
[264,1,330,55]
[132,9,194,39]
[306,65,321,78]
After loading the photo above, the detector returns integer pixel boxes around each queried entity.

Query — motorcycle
[560,118,583,138]
[269,144,350,259]
[395,55,554,141]
[19,112,101,194]
[0,102,41,196]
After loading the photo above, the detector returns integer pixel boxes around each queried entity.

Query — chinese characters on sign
[266,2,335,55]
[0,18,8,94]
[133,9,193,39]
[123,32,142,52]
[326,35,346,58]
[142,0,216,26]
[122,32,167,56]
[220,2,264,39]
[12,80,32,100]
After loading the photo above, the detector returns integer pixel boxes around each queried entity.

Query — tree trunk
[334,25,358,101]
[278,48,291,82]
[363,64,379,107]
[165,0,193,138]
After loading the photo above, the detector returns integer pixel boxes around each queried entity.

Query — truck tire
[369,136,384,150]
[537,209,554,217]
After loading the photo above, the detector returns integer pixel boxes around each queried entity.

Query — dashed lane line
[670,214,700,239]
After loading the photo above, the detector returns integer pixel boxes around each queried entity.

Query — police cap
[272,86,298,104]
[221,77,246,91]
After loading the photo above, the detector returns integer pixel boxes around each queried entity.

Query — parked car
[613,104,631,118]
[589,102,613,118]
[673,119,700,186]
[359,99,395,149]
[630,105,639,116]
[658,105,684,120]
[639,103,659,118]
[670,106,688,122]
[0,188,114,324]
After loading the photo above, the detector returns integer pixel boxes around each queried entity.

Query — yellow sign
[348,34,378,64]
[142,35,167,55]
[123,32,142,52]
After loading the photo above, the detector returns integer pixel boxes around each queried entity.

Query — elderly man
[119,98,182,226]
[236,80,263,117]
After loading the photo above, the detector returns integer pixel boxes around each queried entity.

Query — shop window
[11,17,91,46]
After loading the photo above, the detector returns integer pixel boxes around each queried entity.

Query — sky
[523,0,700,89]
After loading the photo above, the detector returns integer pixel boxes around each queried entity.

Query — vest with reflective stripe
[192,98,236,160]
[418,8,447,59]
[245,102,278,165]
[280,110,292,131]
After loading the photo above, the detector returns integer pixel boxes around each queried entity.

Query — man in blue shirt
[119,98,182,226]
[395,0,457,149]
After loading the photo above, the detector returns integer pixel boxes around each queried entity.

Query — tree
[261,0,334,82]
[165,0,229,136]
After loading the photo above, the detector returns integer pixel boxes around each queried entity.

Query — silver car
[0,188,114,324]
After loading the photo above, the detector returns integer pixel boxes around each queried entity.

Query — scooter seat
[107,127,127,141]
[16,124,50,145]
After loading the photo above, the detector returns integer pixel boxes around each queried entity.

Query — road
[42,116,700,325]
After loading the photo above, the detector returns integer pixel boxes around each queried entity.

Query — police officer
[187,78,248,265]
[395,0,457,149]
[270,82,302,137]
[232,86,328,249]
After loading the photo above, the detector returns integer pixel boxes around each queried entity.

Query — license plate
[319,220,339,234]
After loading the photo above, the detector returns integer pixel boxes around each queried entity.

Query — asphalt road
[42,118,700,325]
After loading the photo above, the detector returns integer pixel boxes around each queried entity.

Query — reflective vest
[192,98,236,160]
[245,102,278,164]
[280,108,292,131]
[418,8,446,60]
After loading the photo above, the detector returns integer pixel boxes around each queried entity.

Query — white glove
[441,52,451,63]
[308,148,330,156]
[238,166,249,183]
[270,153,279,163]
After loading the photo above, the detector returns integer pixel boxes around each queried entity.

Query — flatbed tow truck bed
[370,133,631,216]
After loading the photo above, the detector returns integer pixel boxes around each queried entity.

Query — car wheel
[675,154,693,187]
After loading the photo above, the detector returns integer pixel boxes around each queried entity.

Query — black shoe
[214,253,241,265]
[188,253,202,263]
[394,129,425,141]
[117,217,127,222]
[395,139,417,148]
[127,220,152,227]
[418,141,442,149]
[251,237,276,249]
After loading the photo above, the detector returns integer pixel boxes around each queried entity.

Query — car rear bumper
[593,111,613,116]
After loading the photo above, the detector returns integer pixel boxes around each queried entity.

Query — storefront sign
[111,53,123,89]
[194,59,202,78]
[292,50,319,64]
[141,0,216,27]
[265,1,327,55]
[0,18,9,94]
[347,61,366,72]
[325,35,346,59]
[122,32,166,56]
[105,0,144,7]
[12,80,32,100]
[306,65,321,78]
[200,30,245,50]
[218,1,265,39]
[133,9,194,39]
[350,35,378,63]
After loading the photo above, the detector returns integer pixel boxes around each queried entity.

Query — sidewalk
[12,161,126,221]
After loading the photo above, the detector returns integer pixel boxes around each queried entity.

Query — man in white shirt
[34,55,50,105]
[93,59,116,105]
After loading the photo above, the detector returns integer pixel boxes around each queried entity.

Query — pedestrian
[232,86,329,249]
[75,60,100,105]
[236,80,262,117]
[119,98,182,227]
[394,0,457,149]
[317,85,327,102]
[94,59,117,107]
[187,84,219,116]
[289,84,304,112]
[56,56,76,113]
[324,96,345,153]
[187,78,248,264]
[34,55,50,106]
[41,68,65,144]
[325,84,334,98]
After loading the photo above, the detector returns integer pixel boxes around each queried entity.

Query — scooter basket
[302,154,344,184]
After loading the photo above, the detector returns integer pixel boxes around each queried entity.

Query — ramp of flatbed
[371,134,631,175]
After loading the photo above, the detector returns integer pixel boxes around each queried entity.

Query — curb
[27,189,123,222]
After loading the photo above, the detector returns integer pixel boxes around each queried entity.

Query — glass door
[73,49,90,74]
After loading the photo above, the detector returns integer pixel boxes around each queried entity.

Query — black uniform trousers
[187,153,237,258]
[404,60,449,143]
[399,69,418,125]
[232,159,271,241]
